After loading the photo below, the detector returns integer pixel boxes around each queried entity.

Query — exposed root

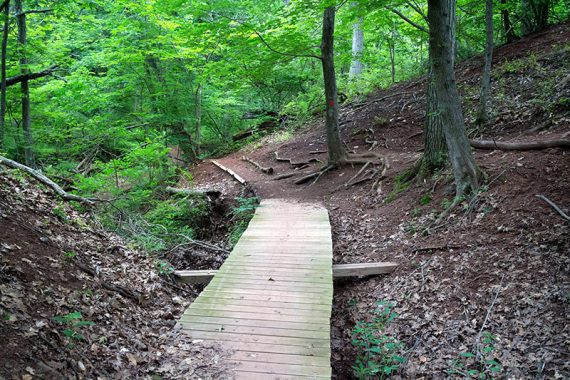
[274,151,320,167]
[536,194,570,222]
[241,156,274,174]
[424,196,462,234]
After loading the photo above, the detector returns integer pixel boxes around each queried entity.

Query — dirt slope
[0,172,233,379]
[190,23,570,379]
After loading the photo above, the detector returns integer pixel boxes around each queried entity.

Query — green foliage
[52,204,68,222]
[384,171,412,203]
[351,301,405,380]
[419,194,432,206]
[52,311,95,348]
[155,260,175,276]
[447,331,502,378]
[228,196,259,247]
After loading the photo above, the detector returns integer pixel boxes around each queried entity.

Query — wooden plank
[181,322,330,340]
[188,301,330,318]
[182,308,330,324]
[231,351,330,367]
[197,290,332,305]
[230,361,331,378]
[199,288,333,301]
[234,371,329,380]
[176,261,396,284]
[207,278,332,292]
[191,340,330,357]
[178,315,330,333]
[194,295,332,312]
[184,330,330,348]
[332,262,398,278]
[211,159,247,184]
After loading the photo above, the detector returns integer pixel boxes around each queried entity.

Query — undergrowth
[351,301,405,379]
[228,196,259,247]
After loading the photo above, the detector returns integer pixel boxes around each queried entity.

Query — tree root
[241,156,274,174]
[424,196,462,234]
[536,194,570,222]
[274,151,320,167]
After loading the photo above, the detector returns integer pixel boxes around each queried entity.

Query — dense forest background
[1,0,568,250]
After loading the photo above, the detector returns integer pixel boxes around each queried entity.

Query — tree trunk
[388,26,396,84]
[0,0,9,150]
[476,0,494,125]
[349,3,363,80]
[500,0,516,43]
[428,0,479,196]
[420,65,447,174]
[194,83,202,154]
[321,6,346,166]
[15,0,34,168]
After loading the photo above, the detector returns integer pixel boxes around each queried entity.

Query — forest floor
[1,23,568,380]
[189,23,570,379]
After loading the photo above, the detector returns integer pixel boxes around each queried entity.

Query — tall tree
[349,3,364,80]
[500,0,517,43]
[0,0,9,151]
[391,3,448,178]
[321,5,346,166]
[15,0,35,167]
[428,0,479,195]
[476,0,494,125]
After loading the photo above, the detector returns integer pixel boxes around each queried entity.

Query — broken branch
[536,194,570,222]
[0,155,95,204]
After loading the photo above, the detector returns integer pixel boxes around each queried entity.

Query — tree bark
[0,0,9,150]
[428,0,479,195]
[321,6,346,166]
[15,0,34,168]
[420,64,447,174]
[500,0,516,43]
[388,26,396,84]
[194,83,202,154]
[349,3,364,80]
[5,65,57,87]
[476,0,494,125]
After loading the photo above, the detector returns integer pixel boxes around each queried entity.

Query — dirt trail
[190,23,570,379]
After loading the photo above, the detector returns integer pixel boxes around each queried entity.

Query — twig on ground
[241,156,274,174]
[536,194,570,222]
[475,274,505,360]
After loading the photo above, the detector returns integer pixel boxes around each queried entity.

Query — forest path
[178,199,333,379]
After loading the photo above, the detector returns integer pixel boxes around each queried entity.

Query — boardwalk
[178,199,333,379]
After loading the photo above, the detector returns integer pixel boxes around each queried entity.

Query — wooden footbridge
[178,199,333,378]
[175,198,397,379]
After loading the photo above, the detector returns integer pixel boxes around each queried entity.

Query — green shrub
[351,301,405,379]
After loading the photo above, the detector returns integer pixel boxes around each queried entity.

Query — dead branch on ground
[0,155,96,204]
[536,194,570,222]
[470,138,570,150]
[211,160,247,185]
[241,156,274,174]
[273,172,298,181]
[274,151,320,167]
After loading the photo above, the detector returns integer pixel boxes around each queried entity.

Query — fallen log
[0,155,95,204]
[174,262,398,284]
[470,139,570,151]
[242,156,274,174]
[211,160,247,185]
[165,186,222,199]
